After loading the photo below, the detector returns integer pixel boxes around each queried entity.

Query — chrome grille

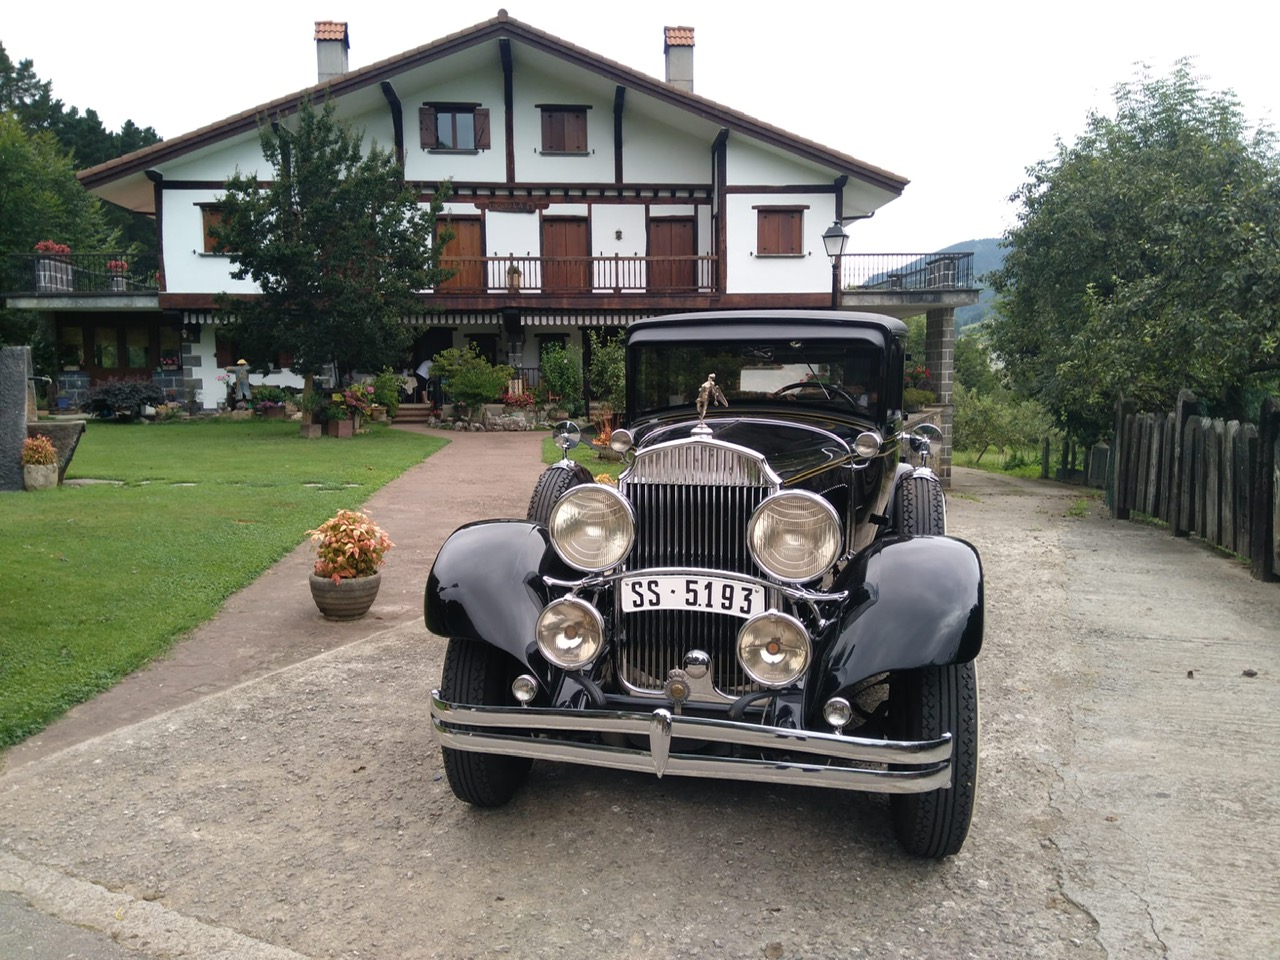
[617,440,778,697]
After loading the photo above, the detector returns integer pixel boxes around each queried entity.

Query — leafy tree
[954,330,1001,395]
[538,342,585,416]
[988,62,1280,440]
[1,42,161,251]
[430,345,513,423]
[213,98,451,393]
[0,113,117,355]
[953,384,1053,464]
[587,329,626,418]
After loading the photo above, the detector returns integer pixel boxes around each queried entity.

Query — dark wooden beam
[500,39,515,184]
[613,85,626,184]
[379,81,405,168]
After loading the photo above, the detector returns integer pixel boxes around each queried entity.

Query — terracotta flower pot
[309,572,381,620]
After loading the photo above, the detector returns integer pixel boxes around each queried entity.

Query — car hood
[633,416,854,485]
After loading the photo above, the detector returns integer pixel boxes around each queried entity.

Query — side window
[539,105,589,154]
[200,204,227,254]
[419,104,490,151]
[755,207,805,257]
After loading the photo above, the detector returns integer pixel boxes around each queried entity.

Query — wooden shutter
[418,106,437,149]
[757,209,802,256]
[564,109,587,153]
[474,108,490,149]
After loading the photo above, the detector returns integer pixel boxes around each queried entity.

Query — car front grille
[617,440,778,698]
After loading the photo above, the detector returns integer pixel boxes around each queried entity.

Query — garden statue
[227,359,252,406]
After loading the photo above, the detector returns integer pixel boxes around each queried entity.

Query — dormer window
[419,103,490,152]
[538,105,589,154]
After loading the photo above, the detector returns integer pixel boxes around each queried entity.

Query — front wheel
[439,638,532,807]
[895,472,946,535]
[889,661,978,858]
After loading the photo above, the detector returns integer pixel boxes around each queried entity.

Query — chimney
[315,21,350,84]
[664,26,694,92]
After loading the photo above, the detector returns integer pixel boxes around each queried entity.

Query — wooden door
[542,218,590,292]
[648,218,696,293]
[438,219,484,291]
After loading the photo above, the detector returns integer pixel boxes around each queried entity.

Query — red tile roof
[664,26,694,47]
[314,21,348,42]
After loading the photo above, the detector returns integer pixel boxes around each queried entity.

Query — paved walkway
[2,425,548,771]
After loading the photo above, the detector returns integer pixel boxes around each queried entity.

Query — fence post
[1169,389,1197,537]
[1111,394,1136,519]
[1250,396,1279,581]
[1041,436,1051,480]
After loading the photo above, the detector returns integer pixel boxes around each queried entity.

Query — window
[200,205,227,254]
[419,104,490,151]
[755,206,806,257]
[539,105,589,154]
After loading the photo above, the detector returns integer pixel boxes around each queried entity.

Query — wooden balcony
[435,254,717,296]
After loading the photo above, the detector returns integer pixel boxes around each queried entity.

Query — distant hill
[935,237,1004,329]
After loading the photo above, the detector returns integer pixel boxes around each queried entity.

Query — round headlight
[536,597,604,670]
[548,485,635,572]
[609,428,634,454]
[747,491,841,582]
[853,430,883,459]
[737,611,811,687]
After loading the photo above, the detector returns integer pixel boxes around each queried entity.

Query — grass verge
[0,418,446,749]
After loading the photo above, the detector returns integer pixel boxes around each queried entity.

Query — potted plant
[34,240,72,292]
[22,434,59,491]
[307,509,394,620]
[107,259,129,292]
[507,263,523,292]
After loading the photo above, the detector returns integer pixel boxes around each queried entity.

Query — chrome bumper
[430,691,953,794]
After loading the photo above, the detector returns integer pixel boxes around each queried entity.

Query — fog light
[736,610,810,687]
[511,674,539,705]
[535,597,604,670]
[823,696,853,731]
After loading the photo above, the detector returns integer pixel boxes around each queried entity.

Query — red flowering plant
[905,363,933,390]
[335,385,375,418]
[22,434,57,466]
[107,259,128,274]
[500,391,537,408]
[34,240,71,255]
[307,509,394,583]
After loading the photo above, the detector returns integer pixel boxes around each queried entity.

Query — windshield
[630,338,884,421]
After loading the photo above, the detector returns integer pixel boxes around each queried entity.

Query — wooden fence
[1111,390,1280,581]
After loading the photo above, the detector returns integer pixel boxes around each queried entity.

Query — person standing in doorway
[415,357,432,405]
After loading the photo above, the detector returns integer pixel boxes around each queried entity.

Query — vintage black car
[425,310,982,858]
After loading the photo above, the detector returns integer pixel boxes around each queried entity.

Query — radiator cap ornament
[692,373,727,436]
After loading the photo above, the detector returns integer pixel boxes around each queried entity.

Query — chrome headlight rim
[746,489,842,584]
[736,609,812,688]
[535,596,605,671]
[548,483,636,573]
[852,429,883,461]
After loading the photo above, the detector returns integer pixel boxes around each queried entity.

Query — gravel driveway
[1,452,1277,959]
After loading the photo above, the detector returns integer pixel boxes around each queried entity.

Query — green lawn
[540,433,626,480]
[951,446,1046,479]
[0,419,446,749]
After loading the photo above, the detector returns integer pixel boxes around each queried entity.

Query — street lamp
[822,220,848,308]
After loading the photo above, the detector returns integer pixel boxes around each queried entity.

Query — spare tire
[527,462,593,525]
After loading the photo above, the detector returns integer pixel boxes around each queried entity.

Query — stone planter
[36,258,73,293]
[309,572,381,620]
[110,276,127,292]
[23,463,59,491]
[327,418,354,438]
[263,406,286,420]
[300,422,323,439]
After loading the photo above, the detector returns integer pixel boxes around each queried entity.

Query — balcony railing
[434,254,717,294]
[3,253,162,296]
[838,252,975,292]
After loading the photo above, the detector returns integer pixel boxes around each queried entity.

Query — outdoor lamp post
[822,220,849,308]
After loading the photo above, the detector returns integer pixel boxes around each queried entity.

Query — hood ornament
[692,373,728,436]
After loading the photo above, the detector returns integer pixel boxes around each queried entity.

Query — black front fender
[424,520,565,673]
[814,535,983,704]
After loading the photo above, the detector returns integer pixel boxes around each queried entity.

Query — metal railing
[838,252,975,292]
[435,254,717,294]
[3,253,162,295]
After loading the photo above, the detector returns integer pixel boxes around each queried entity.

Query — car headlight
[747,490,841,582]
[548,484,635,572]
[536,597,604,670]
[737,611,811,687]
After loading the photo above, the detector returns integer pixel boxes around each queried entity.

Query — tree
[987,62,1280,441]
[0,113,116,353]
[430,345,513,424]
[538,342,585,416]
[587,329,626,420]
[212,98,452,389]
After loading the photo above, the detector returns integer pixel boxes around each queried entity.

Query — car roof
[627,309,907,345]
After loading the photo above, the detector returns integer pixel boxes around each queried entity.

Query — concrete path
[0,457,1276,959]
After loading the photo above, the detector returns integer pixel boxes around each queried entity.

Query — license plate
[620,575,766,619]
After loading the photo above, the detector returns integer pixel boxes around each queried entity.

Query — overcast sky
[5,0,1276,252]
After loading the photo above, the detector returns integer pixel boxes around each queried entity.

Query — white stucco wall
[723,193,839,295]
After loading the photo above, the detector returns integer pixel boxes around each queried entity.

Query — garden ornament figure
[228,359,252,403]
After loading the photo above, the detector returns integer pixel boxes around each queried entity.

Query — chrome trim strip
[620,436,783,488]
[431,692,953,795]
